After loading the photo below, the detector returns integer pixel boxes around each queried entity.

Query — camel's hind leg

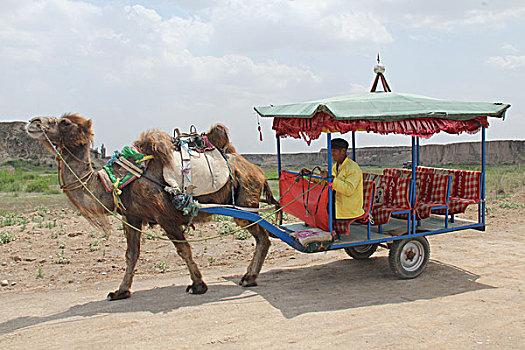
[108,216,142,301]
[162,225,208,294]
[234,218,271,287]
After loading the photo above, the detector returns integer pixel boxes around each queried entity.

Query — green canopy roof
[254,92,510,121]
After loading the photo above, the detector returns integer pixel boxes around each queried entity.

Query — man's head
[331,138,348,164]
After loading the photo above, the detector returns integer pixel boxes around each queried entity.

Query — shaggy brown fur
[205,123,237,153]
[26,114,279,301]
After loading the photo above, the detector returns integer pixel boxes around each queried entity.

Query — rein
[43,129,95,193]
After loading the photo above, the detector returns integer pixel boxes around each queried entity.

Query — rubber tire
[388,237,430,279]
[344,243,378,260]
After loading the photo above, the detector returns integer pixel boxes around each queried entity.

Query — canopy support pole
[416,137,420,166]
[276,135,282,225]
[351,131,356,161]
[481,126,486,227]
[327,133,333,235]
[411,136,417,234]
[276,136,281,179]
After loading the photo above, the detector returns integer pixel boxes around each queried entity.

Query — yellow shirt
[331,158,364,219]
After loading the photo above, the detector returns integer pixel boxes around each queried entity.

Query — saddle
[163,126,230,197]
[97,145,153,210]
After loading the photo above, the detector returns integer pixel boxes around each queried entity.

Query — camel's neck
[57,144,113,214]
[58,144,93,187]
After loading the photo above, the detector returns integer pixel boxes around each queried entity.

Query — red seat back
[279,171,329,232]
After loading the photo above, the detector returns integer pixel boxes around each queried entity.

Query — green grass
[155,261,169,272]
[0,230,16,244]
[0,161,59,194]
[499,201,525,209]
[485,167,525,198]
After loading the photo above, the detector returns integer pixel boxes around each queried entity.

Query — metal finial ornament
[374,53,385,74]
[370,53,391,92]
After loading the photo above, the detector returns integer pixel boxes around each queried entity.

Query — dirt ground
[1,191,524,349]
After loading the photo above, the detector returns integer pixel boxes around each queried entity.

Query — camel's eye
[60,119,69,127]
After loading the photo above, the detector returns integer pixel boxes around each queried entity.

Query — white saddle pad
[163,147,230,196]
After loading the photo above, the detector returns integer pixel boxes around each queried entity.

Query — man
[301,138,364,221]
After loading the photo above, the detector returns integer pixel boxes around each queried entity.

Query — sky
[1,0,524,154]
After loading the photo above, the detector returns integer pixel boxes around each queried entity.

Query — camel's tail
[262,180,282,224]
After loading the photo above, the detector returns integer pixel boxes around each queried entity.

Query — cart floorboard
[281,215,483,250]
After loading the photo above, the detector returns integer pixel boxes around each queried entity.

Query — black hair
[331,138,348,150]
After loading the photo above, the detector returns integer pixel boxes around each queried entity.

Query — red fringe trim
[273,113,489,145]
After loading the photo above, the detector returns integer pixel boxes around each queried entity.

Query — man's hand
[320,170,328,178]
[299,168,311,176]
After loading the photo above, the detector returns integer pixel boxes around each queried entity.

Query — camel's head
[26,114,94,150]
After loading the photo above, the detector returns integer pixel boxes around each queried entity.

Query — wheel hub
[400,241,424,272]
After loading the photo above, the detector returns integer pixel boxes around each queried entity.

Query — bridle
[39,125,95,192]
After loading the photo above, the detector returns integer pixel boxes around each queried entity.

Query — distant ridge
[1,121,523,168]
[243,140,525,168]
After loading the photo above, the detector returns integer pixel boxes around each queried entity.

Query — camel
[26,114,279,300]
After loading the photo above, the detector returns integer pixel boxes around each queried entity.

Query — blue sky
[1,0,523,153]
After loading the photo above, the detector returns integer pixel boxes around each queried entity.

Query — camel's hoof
[107,290,131,301]
[186,283,208,294]
[239,276,257,287]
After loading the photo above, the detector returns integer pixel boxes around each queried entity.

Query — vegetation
[0,230,16,244]
[0,161,59,195]
[55,243,71,265]
[155,261,169,273]
[484,167,525,198]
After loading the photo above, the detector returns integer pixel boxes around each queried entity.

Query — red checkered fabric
[334,180,375,236]
[363,173,411,225]
[383,168,451,219]
[383,168,410,178]
[414,172,450,219]
[417,166,481,215]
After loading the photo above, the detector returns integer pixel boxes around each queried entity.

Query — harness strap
[218,149,235,206]
[60,169,95,191]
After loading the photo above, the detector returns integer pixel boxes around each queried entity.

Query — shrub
[25,178,50,193]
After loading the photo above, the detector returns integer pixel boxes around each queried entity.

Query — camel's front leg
[173,241,208,294]
[108,217,142,301]
[159,221,207,294]
[234,218,271,287]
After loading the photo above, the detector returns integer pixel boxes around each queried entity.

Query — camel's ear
[82,118,93,131]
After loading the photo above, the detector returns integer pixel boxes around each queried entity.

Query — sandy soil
[0,192,524,349]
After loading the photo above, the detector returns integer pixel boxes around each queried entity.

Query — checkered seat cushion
[363,173,411,226]
[418,166,481,215]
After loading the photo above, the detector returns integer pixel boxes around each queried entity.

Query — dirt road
[1,196,524,349]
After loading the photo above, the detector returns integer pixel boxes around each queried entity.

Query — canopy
[254,92,510,143]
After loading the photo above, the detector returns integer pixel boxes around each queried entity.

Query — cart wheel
[344,244,378,260]
[388,237,429,279]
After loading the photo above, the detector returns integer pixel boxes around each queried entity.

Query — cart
[201,63,510,279]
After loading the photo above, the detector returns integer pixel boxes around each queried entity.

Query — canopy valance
[254,92,510,143]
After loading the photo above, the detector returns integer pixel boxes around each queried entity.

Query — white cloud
[366,0,525,31]
[1,0,523,153]
[487,55,525,72]
[502,43,520,53]
[201,0,393,53]
[0,0,328,152]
